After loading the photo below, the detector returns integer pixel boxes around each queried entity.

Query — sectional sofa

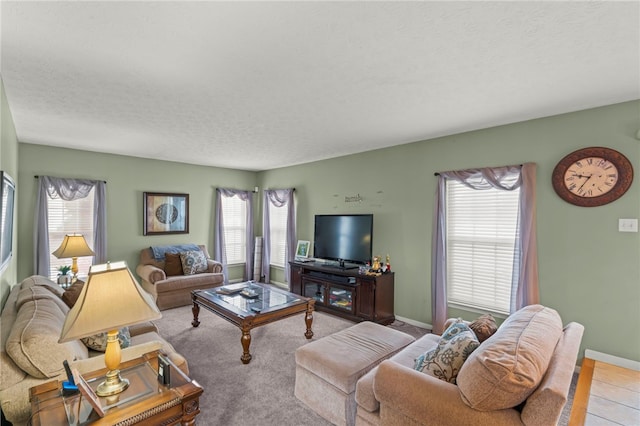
[0,275,187,425]
[355,305,584,425]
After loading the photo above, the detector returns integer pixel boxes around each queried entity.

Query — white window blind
[269,203,288,267]
[445,180,519,314]
[221,195,247,265]
[48,191,95,279]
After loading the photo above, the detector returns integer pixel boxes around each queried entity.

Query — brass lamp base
[96,369,130,397]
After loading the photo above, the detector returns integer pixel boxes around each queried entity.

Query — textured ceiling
[1,1,639,171]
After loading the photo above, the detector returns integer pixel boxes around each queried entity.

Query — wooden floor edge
[568,357,595,426]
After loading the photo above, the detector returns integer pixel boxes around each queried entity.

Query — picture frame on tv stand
[295,240,310,259]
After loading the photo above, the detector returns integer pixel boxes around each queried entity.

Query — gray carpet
[154,306,577,425]
[155,306,353,425]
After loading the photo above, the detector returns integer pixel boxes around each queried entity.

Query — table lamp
[52,234,95,283]
[59,261,162,396]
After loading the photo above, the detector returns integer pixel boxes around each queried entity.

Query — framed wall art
[0,171,16,272]
[143,192,189,235]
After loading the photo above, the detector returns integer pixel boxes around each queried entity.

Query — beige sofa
[0,275,188,426]
[355,305,584,426]
[136,244,224,310]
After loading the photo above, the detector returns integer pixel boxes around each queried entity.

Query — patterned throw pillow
[180,250,208,275]
[164,252,184,276]
[414,321,480,384]
[81,327,131,352]
[469,313,498,343]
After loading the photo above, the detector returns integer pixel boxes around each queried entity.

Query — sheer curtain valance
[431,163,538,334]
[34,176,107,276]
[214,188,254,283]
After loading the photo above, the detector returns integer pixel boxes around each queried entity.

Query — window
[268,202,288,267]
[261,188,295,284]
[432,164,538,333]
[221,194,248,265]
[47,190,95,279]
[445,179,520,315]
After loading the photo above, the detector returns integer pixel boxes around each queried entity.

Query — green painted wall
[17,145,257,282]
[12,100,640,362]
[259,101,640,362]
[0,77,19,308]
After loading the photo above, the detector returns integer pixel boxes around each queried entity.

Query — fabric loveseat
[355,304,584,426]
[136,244,224,310]
[0,275,188,426]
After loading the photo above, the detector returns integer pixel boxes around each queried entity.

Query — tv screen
[313,214,373,267]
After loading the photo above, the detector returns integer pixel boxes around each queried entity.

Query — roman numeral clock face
[552,147,634,207]
[564,157,618,197]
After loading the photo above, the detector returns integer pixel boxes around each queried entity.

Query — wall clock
[552,146,634,207]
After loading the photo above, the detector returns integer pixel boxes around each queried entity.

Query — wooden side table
[29,350,202,425]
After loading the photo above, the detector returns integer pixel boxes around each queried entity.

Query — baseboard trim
[229,278,288,290]
[270,280,288,289]
[394,315,431,331]
[584,349,640,371]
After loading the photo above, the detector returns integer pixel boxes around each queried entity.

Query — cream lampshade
[59,261,161,396]
[52,234,95,283]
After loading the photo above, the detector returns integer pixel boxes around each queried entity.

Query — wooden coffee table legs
[191,297,315,364]
[241,325,252,364]
[239,301,313,364]
[304,302,314,339]
[191,302,200,327]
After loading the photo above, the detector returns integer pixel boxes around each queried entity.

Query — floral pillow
[414,321,479,384]
[180,250,208,275]
[81,327,131,352]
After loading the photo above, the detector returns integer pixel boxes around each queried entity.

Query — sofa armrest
[128,321,158,336]
[70,341,164,375]
[207,259,223,273]
[136,264,166,284]
[374,360,523,426]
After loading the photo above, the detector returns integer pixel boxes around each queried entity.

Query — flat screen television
[313,214,373,268]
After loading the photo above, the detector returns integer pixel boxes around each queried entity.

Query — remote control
[250,306,262,313]
[158,354,171,385]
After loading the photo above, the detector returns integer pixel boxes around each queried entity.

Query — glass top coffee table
[191,281,315,364]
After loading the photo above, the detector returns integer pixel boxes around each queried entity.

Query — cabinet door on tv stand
[356,279,375,320]
[374,273,395,323]
[290,264,303,295]
[328,284,355,315]
[302,276,326,305]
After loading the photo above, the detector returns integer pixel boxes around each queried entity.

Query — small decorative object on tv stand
[289,260,395,325]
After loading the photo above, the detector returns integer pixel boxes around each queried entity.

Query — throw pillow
[81,327,131,352]
[469,313,498,343]
[164,252,184,276]
[180,250,208,275]
[61,280,85,308]
[456,305,563,411]
[414,321,479,384]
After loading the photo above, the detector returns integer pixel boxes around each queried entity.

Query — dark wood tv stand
[289,261,395,325]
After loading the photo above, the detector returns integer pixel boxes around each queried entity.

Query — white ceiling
[2,1,639,172]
